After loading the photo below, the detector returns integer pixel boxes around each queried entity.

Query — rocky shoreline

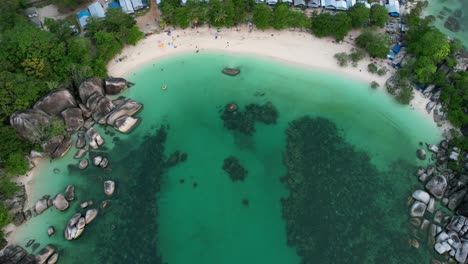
[410,139,468,263]
[0,77,143,262]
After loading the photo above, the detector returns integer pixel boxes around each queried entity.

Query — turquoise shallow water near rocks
[425,0,468,48]
[12,53,441,263]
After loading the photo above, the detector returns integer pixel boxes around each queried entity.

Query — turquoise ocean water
[11,53,441,263]
[425,0,468,48]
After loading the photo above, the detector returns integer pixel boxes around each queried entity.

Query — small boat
[222,68,240,76]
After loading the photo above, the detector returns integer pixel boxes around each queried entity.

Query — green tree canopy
[370,4,388,28]
[253,3,271,30]
[311,12,351,41]
[355,29,389,58]
[413,56,437,84]
[272,3,289,30]
[348,3,370,28]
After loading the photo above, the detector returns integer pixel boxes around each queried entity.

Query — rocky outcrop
[65,185,75,201]
[78,159,89,169]
[106,99,142,126]
[52,194,69,211]
[76,132,86,149]
[426,175,448,199]
[105,77,129,95]
[85,209,98,224]
[50,136,72,160]
[0,245,35,264]
[86,127,104,149]
[47,226,55,237]
[113,115,140,133]
[417,149,426,160]
[104,181,115,196]
[61,108,84,132]
[92,96,115,124]
[35,245,56,264]
[10,109,51,142]
[34,198,50,215]
[79,78,104,103]
[33,89,77,116]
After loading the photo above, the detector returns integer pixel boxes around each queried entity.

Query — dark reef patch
[220,102,279,136]
[222,156,248,182]
[281,116,429,264]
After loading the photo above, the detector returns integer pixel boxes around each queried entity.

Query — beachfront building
[120,0,135,14]
[267,0,278,5]
[294,0,305,7]
[88,2,106,18]
[385,0,400,17]
[283,0,293,4]
[130,0,145,10]
[307,0,321,8]
[77,10,91,29]
[322,0,336,9]
[180,0,188,5]
[255,0,265,3]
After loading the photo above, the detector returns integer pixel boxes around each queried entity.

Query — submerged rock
[222,68,240,76]
[222,156,247,182]
[417,149,426,160]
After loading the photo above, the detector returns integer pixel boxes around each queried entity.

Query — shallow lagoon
[13,53,440,263]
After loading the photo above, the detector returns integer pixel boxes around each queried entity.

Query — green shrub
[334,52,349,67]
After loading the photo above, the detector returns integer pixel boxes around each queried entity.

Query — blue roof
[88,2,105,18]
[77,11,91,28]
[109,1,120,7]
[392,45,401,53]
[77,11,90,19]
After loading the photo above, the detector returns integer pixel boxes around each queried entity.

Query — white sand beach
[108,26,448,131]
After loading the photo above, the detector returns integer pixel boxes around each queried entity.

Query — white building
[307,0,321,8]
[88,2,105,18]
[385,0,400,16]
[119,0,135,14]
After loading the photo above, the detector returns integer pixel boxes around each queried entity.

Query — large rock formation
[10,109,51,142]
[113,115,140,133]
[34,244,56,264]
[61,108,84,132]
[50,136,72,160]
[78,78,104,103]
[52,193,69,211]
[105,77,129,95]
[33,89,77,116]
[106,99,142,126]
